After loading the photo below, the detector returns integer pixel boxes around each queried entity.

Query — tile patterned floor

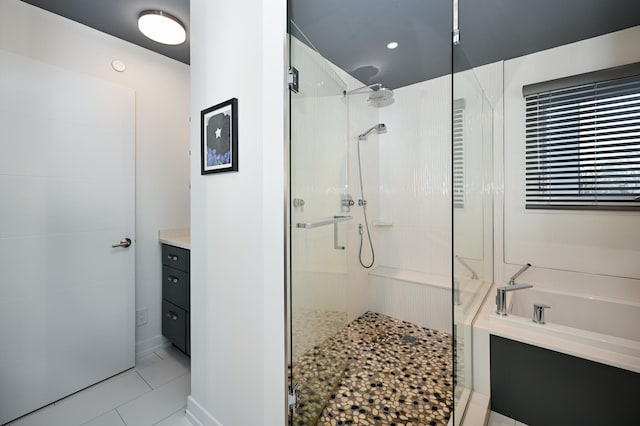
[8,346,191,426]
[292,312,453,426]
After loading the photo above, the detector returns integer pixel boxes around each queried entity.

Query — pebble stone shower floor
[292,311,453,426]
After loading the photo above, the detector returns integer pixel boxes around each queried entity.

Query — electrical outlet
[136,308,148,326]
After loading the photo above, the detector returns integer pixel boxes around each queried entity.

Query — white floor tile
[514,421,529,426]
[155,346,190,370]
[135,352,164,371]
[82,410,126,426]
[12,371,151,426]
[137,355,189,389]
[116,374,190,426]
[487,411,515,426]
[153,408,192,426]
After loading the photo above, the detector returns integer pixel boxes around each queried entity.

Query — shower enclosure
[286,1,493,424]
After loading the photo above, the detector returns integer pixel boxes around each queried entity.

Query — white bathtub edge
[473,284,640,375]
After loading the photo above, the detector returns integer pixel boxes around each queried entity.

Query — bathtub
[482,285,640,425]
[488,286,640,372]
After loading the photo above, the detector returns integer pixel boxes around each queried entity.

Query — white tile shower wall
[453,67,494,279]
[0,0,190,352]
[378,76,452,277]
[330,63,381,322]
[502,25,640,287]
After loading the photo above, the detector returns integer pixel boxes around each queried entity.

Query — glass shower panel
[288,30,350,425]
[452,55,495,423]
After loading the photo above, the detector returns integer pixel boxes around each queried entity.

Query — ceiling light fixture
[138,10,186,45]
[386,41,399,50]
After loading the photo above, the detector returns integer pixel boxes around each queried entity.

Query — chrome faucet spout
[495,283,533,316]
[508,263,531,285]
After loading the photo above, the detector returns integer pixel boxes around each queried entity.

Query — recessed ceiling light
[386,41,399,50]
[138,10,186,45]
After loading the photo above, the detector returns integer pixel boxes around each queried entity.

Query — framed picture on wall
[201,98,238,174]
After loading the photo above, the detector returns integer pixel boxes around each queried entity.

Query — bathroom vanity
[159,229,190,355]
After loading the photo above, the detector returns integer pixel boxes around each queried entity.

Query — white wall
[378,76,452,277]
[189,0,286,424]
[0,1,190,354]
[501,26,640,293]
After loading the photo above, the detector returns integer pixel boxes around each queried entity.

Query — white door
[0,51,135,424]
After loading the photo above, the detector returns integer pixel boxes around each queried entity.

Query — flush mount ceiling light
[386,41,399,50]
[138,10,186,45]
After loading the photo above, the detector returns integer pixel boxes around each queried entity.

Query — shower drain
[402,334,418,344]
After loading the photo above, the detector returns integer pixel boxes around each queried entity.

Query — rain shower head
[368,87,394,106]
[344,83,395,107]
[358,123,387,140]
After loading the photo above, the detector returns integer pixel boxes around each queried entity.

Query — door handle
[112,238,132,248]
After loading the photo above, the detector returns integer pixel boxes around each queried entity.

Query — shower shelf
[296,215,352,229]
[373,221,394,227]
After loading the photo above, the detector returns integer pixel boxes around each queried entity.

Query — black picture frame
[201,98,238,174]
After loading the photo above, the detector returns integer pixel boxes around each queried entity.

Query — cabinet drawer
[162,266,189,310]
[162,300,187,353]
[162,244,189,272]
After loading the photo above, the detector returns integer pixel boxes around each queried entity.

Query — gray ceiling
[20,0,640,90]
[291,0,640,89]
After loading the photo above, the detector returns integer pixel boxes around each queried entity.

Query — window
[523,63,640,211]
[453,99,465,209]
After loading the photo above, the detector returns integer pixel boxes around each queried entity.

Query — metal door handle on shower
[295,215,352,250]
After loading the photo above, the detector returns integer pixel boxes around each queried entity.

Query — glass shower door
[288,29,350,425]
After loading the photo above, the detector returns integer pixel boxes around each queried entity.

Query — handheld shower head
[358,123,387,140]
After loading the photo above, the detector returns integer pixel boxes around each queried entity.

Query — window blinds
[523,64,640,211]
[453,99,465,209]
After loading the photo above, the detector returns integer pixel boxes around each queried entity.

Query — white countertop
[158,228,190,250]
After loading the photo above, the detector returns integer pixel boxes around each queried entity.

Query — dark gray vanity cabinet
[161,244,190,355]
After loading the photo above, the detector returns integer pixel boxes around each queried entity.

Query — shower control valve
[341,194,355,212]
[358,199,367,207]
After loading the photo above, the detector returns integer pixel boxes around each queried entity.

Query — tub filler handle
[495,283,533,316]
[533,303,550,324]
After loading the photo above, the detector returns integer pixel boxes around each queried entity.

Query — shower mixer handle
[341,194,355,212]
[358,199,367,206]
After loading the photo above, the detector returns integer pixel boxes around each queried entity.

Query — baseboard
[186,396,224,426]
[135,334,171,358]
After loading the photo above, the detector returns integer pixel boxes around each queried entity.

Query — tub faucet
[508,263,531,285]
[455,255,478,280]
[496,283,533,316]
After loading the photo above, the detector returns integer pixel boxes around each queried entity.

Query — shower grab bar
[296,215,352,229]
[296,215,352,250]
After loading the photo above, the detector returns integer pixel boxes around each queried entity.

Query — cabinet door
[162,244,189,272]
[162,300,187,353]
[162,266,189,310]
